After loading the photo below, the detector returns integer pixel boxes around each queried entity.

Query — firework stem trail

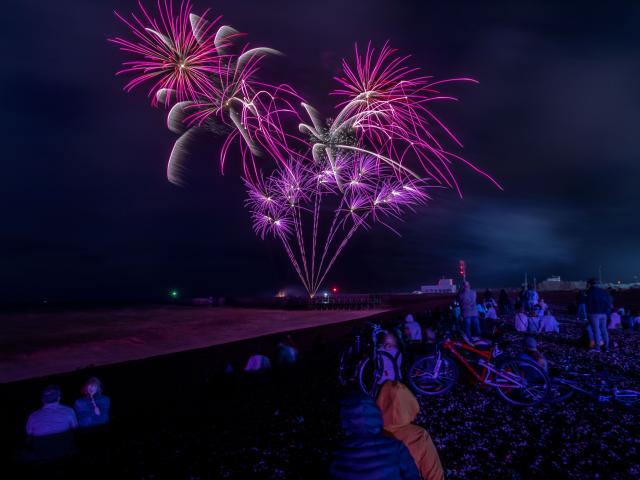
[314,214,370,296]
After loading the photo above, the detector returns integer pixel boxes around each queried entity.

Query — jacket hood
[339,392,383,436]
[376,381,420,431]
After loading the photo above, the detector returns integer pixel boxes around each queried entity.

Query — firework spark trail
[112,1,309,185]
[244,152,430,297]
[110,0,226,105]
[313,213,370,297]
[331,41,502,195]
[111,2,499,297]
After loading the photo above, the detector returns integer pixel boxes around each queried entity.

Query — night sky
[2,0,640,302]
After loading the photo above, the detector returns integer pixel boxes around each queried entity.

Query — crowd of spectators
[13,278,640,478]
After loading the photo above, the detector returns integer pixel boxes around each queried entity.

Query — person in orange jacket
[376,381,445,480]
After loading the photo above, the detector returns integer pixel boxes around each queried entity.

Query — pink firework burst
[333,41,501,194]
[110,0,225,105]
[244,153,430,296]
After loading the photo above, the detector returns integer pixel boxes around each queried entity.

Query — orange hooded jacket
[376,381,444,480]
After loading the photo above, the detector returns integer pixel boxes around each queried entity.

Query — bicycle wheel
[493,356,550,406]
[547,377,575,403]
[357,356,383,397]
[408,353,459,396]
[615,390,640,407]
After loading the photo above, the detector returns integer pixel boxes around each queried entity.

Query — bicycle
[407,331,550,406]
[338,323,401,397]
[548,368,640,408]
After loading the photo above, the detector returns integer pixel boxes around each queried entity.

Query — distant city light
[323,292,329,297]
[170,289,179,298]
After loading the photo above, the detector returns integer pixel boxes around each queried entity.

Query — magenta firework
[245,154,430,296]
[109,0,225,105]
[110,1,498,297]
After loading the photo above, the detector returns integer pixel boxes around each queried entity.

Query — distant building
[538,276,586,291]
[604,281,640,290]
[420,279,457,294]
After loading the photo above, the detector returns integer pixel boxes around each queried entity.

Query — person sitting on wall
[24,385,78,461]
[275,335,298,366]
[244,353,272,372]
[75,377,111,428]
[27,385,78,437]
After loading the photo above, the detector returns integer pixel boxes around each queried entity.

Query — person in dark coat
[74,377,110,428]
[585,278,613,351]
[576,290,587,321]
[329,392,420,480]
[498,289,512,316]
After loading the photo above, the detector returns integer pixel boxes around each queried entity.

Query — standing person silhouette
[458,281,480,339]
[586,278,613,352]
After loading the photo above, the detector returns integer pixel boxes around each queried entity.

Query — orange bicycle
[407,332,550,406]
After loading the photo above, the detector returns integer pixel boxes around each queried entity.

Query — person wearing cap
[585,278,613,351]
[329,392,420,480]
[26,385,78,437]
[518,337,548,372]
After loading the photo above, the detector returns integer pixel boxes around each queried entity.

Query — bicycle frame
[553,376,640,404]
[443,339,492,382]
[553,377,612,401]
[437,339,527,389]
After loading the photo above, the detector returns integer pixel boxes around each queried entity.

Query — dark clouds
[1,0,639,301]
